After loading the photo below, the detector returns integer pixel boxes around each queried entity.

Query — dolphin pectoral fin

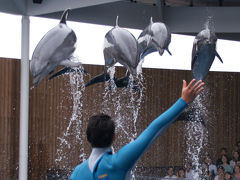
[48,67,88,80]
[48,70,54,75]
[85,73,110,87]
[141,47,157,59]
[215,50,223,63]
[166,48,172,56]
[48,67,71,80]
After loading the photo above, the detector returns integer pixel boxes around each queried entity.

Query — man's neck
[88,147,112,172]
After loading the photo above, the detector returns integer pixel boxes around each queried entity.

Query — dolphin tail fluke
[48,67,88,80]
[60,9,70,24]
[215,50,223,63]
[85,73,110,87]
[166,48,172,56]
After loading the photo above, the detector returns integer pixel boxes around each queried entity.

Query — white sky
[0,12,240,72]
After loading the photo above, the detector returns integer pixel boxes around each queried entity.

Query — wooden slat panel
[0,58,20,179]
[0,57,240,179]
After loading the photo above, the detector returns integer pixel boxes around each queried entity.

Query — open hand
[181,79,205,104]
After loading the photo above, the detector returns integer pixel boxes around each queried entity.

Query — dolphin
[30,9,82,86]
[85,16,139,88]
[191,28,223,81]
[138,17,172,60]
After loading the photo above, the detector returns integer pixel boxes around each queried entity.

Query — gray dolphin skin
[85,16,139,88]
[138,17,172,60]
[30,9,82,86]
[191,28,223,81]
[104,17,139,75]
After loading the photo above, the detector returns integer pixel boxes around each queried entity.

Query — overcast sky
[0,12,239,72]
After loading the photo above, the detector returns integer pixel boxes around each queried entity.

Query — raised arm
[113,79,205,170]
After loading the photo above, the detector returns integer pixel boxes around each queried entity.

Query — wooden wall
[0,58,20,179]
[0,57,239,179]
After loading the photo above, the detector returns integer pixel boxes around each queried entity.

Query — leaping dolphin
[191,28,223,81]
[30,9,82,86]
[85,16,139,88]
[138,17,172,60]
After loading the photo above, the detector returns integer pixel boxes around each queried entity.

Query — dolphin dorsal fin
[60,9,70,24]
[115,16,119,27]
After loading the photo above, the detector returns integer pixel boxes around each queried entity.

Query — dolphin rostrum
[85,16,139,88]
[138,17,172,60]
[30,9,82,86]
[191,27,223,81]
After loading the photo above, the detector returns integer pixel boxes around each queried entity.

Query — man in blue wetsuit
[71,79,205,180]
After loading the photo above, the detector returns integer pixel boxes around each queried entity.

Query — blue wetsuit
[71,98,187,180]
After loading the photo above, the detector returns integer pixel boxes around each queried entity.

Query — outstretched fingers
[193,81,205,95]
[181,79,205,104]
[187,79,196,88]
[192,80,203,89]
[182,80,187,89]
[195,86,204,96]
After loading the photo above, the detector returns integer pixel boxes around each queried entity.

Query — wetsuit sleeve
[112,98,187,170]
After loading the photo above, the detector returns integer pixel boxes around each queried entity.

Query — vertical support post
[156,0,165,22]
[19,15,30,180]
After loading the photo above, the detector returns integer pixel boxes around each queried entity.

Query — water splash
[128,73,144,180]
[100,66,144,179]
[184,90,209,180]
[128,74,144,140]
[203,16,216,35]
[55,66,86,174]
[102,66,117,114]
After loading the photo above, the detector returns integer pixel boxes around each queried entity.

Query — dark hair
[204,155,212,162]
[168,166,174,171]
[233,164,240,174]
[224,171,233,180]
[232,151,240,160]
[177,167,185,178]
[178,167,185,173]
[86,114,115,148]
[221,154,230,164]
[221,147,228,151]
[218,166,225,171]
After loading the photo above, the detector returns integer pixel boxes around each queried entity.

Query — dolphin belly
[109,28,139,73]
[192,44,216,81]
